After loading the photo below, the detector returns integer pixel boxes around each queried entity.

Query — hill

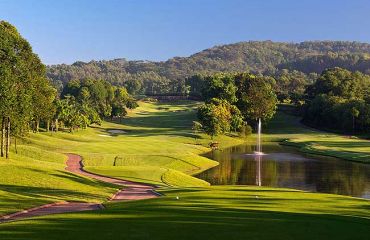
[47,41,370,94]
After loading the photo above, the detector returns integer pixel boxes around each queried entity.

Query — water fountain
[254,118,263,186]
[254,118,264,155]
[255,154,262,186]
[241,118,264,185]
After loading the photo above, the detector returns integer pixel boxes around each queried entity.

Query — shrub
[239,124,253,138]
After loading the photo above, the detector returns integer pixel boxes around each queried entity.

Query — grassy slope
[81,101,242,187]
[0,186,369,240]
[0,100,240,215]
[0,143,118,216]
[263,111,370,163]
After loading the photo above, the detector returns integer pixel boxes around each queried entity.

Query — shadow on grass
[50,171,118,188]
[102,108,197,139]
[0,184,108,202]
[0,196,369,240]
[19,167,117,189]
[103,127,199,138]
[312,141,370,149]
[0,168,118,206]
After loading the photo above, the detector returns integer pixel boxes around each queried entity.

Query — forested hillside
[47,41,370,94]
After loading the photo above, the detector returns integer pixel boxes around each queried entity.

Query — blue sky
[1,0,370,65]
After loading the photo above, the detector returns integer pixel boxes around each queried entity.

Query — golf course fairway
[0,100,369,240]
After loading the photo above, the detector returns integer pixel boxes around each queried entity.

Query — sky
[1,0,370,65]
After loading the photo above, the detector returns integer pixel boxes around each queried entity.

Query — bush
[239,124,253,138]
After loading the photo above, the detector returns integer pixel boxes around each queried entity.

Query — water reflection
[197,144,370,199]
[255,155,262,186]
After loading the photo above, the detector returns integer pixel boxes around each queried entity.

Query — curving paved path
[65,153,159,201]
[0,153,159,223]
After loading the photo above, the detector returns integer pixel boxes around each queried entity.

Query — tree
[58,78,137,126]
[186,74,205,97]
[86,79,111,117]
[110,87,129,121]
[197,98,233,139]
[126,98,139,109]
[201,73,237,103]
[32,78,57,132]
[351,107,360,133]
[274,69,311,102]
[238,124,253,138]
[0,21,52,158]
[125,79,142,95]
[305,68,370,99]
[192,121,203,144]
[234,73,278,123]
[195,72,277,140]
[56,96,77,132]
[303,68,370,134]
[229,105,244,132]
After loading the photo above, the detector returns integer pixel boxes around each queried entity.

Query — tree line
[195,73,278,139]
[58,78,137,132]
[194,66,370,138]
[303,68,370,133]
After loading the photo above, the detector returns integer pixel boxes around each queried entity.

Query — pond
[196,143,370,199]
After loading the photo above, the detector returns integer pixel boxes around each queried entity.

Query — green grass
[263,111,370,163]
[0,186,369,240]
[0,101,369,217]
[85,166,210,187]
[0,100,370,239]
[0,100,241,215]
[0,143,118,216]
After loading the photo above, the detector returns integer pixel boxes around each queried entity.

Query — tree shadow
[0,196,369,240]
[0,184,108,202]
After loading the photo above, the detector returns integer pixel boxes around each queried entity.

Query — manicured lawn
[25,100,237,185]
[1,101,369,216]
[0,100,370,239]
[264,111,370,163]
[0,100,240,215]
[0,145,118,216]
[85,166,210,187]
[0,186,369,240]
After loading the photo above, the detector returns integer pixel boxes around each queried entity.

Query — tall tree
[234,73,278,123]
[32,77,57,132]
[0,21,51,158]
[201,73,237,103]
[197,98,236,139]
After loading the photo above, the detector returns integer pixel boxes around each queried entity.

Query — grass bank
[263,111,370,163]
[0,186,369,240]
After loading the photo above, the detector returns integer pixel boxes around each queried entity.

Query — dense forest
[195,72,277,139]
[47,41,370,95]
[303,68,370,133]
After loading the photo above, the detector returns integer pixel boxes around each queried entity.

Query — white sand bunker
[107,129,126,134]
[98,134,112,137]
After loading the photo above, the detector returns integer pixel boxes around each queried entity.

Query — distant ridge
[47,40,370,92]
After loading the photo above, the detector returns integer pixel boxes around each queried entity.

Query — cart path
[65,153,160,201]
[0,153,159,223]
